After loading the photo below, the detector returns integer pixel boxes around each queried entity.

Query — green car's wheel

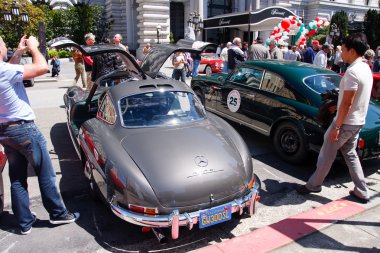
[273,122,309,164]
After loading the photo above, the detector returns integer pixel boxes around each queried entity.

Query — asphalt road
[1,60,379,253]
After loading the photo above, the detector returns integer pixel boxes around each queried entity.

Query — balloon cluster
[266,16,330,47]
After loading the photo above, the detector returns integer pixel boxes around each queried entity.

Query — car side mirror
[217,76,223,82]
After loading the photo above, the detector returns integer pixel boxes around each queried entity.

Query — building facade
[33,0,379,58]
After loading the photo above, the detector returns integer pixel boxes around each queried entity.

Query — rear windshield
[303,74,341,94]
[201,54,218,60]
[119,91,206,127]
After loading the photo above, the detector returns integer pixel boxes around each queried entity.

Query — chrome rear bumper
[110,178,260,239]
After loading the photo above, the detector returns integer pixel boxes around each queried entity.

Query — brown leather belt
[0,120,34,127]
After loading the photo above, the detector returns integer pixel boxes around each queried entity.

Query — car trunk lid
[121,122,246,207]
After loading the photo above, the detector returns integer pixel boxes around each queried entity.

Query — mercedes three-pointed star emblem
[194,155,208,167]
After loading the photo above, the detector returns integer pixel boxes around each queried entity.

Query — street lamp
[188,11,203,32]
[2,1,29,39]
[156,24,161,44]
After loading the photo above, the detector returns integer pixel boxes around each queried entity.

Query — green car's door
[215,67,269,135]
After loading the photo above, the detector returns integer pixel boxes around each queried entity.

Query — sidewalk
[193,185,380,253]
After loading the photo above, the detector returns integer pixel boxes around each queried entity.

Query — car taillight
[248,175,256,190]
[358,138,365,149]
[129,204,158,214]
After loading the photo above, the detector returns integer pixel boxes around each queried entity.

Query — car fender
[79,120,162,210]
[207,113,253,183]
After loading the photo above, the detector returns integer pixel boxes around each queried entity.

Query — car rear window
[303,74,341,94]
[201,54,218,60]
[119,91,206,127]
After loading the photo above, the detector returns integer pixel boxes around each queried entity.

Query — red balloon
[290,20,296,24]
[297,22,301,27]
[281,19,291,29]
[317,24,321,28]
[315,17,320,22]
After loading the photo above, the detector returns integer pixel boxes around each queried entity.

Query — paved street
[0,59,379,252]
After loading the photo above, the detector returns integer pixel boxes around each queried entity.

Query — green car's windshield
[303,74,341,94]
[119,91,206,127]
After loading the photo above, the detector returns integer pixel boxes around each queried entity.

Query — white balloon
[324,21,330,26]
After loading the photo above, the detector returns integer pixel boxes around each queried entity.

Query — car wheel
[205,65,212,76]
[273,122,309,164]
[194,88,204,105]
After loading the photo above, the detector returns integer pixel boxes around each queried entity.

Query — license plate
[199,204,232,229]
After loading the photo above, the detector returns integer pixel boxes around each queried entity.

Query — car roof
[108,78,194,101]
[242,60,336,79]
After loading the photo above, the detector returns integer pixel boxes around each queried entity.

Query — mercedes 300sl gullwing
[48,38,260,240]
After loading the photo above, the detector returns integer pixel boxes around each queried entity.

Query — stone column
[136,0,170,59]
[196,0,203,41]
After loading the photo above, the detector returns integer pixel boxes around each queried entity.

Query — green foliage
[0,0,47,48]
[330,11,348,46]
[364,9,380,50]
[48,49,71,58]
[0,1,104,48]
[65,3,104,44]
[314,26,328,45]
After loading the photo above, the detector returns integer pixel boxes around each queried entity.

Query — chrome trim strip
[206,107,269,135]
[110,179,260,239]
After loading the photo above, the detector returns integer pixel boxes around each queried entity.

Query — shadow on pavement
[49,122,245,252]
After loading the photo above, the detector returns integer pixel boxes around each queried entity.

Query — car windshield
[119,91,206,127]
[201,54,218,60]
[303,74,341,94]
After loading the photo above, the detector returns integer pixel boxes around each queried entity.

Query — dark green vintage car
[191,60,380,163]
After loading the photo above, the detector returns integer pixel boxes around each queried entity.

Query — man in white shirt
[297,33,373,204]
[113,34,128,52]
[333,45,343,73]
[269,40,283,60]
[313,44,332,68]
[220,42,231,73]
[284,45,301,61]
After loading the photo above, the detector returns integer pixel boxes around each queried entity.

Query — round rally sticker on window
[227,90,241,112]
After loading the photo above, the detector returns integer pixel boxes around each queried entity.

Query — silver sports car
[49,38,260,240]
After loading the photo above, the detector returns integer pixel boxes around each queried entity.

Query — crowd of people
[212,37,380,75]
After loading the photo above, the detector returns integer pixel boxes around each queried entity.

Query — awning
[203,6,296,31]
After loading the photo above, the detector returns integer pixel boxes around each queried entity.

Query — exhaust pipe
[152,228,168,244]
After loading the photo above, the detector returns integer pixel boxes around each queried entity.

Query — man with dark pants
[0,35,80,235]
[297,33,372,204]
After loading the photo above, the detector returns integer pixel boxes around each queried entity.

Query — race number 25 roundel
[227,90,241,113]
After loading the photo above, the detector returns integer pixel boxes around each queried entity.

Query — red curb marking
[193,199,366,253]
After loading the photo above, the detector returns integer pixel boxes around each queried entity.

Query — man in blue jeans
[0,35,80,234]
